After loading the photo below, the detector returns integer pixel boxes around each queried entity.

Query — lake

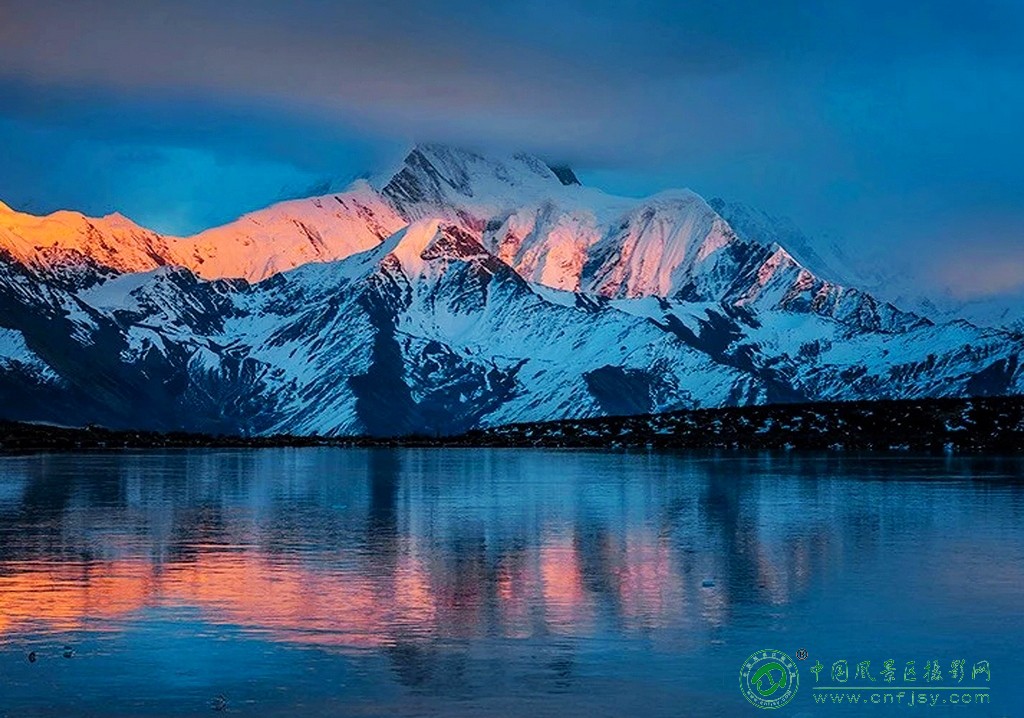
[0,450,1021,716]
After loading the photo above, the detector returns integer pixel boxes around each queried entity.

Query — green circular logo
[739,649,800,709]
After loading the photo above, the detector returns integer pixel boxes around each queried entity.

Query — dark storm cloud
[1,0,1023,296]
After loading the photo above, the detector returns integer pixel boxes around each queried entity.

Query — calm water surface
[0,450,1022,717]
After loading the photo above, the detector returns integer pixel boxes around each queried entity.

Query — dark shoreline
[3,395,1024,453]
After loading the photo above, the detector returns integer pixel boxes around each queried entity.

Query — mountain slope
[169,180,405,281]
[0,201,173,288]
[0,145,1022,436]
[0,146,920,331]
[2,217,1022,436]
[375,147,930,336]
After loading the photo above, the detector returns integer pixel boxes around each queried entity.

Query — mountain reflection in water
[0,449,1021,717]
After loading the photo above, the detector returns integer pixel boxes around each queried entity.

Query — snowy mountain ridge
[1,144,1022,436]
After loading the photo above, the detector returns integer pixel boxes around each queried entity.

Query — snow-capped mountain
[708,199,863,286]
[1,145,1022,436]
[711,198,1024,331]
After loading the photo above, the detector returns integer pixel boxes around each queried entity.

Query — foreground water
[0,450,1021,717]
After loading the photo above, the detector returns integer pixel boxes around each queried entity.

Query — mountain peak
[100,211,143,229]
[547,164,581,186]
[710,198,860,287]
[378,144,581,220]
[420,224,490,262]
[386,220,491,277]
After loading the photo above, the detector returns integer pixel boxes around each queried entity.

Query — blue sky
[1,0,1023,298]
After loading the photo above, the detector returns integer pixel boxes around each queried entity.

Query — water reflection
[0,450,1022,716]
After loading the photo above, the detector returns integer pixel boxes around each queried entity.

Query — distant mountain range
[1,145,1021,436]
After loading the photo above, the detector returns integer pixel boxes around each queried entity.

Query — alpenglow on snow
[0,145,1021,435]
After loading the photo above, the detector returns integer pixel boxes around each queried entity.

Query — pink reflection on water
[540,533,593,634]
[0,526,777,650]
[616,533,686,630]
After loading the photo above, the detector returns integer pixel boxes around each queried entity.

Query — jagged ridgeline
[1,145,1022,436]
